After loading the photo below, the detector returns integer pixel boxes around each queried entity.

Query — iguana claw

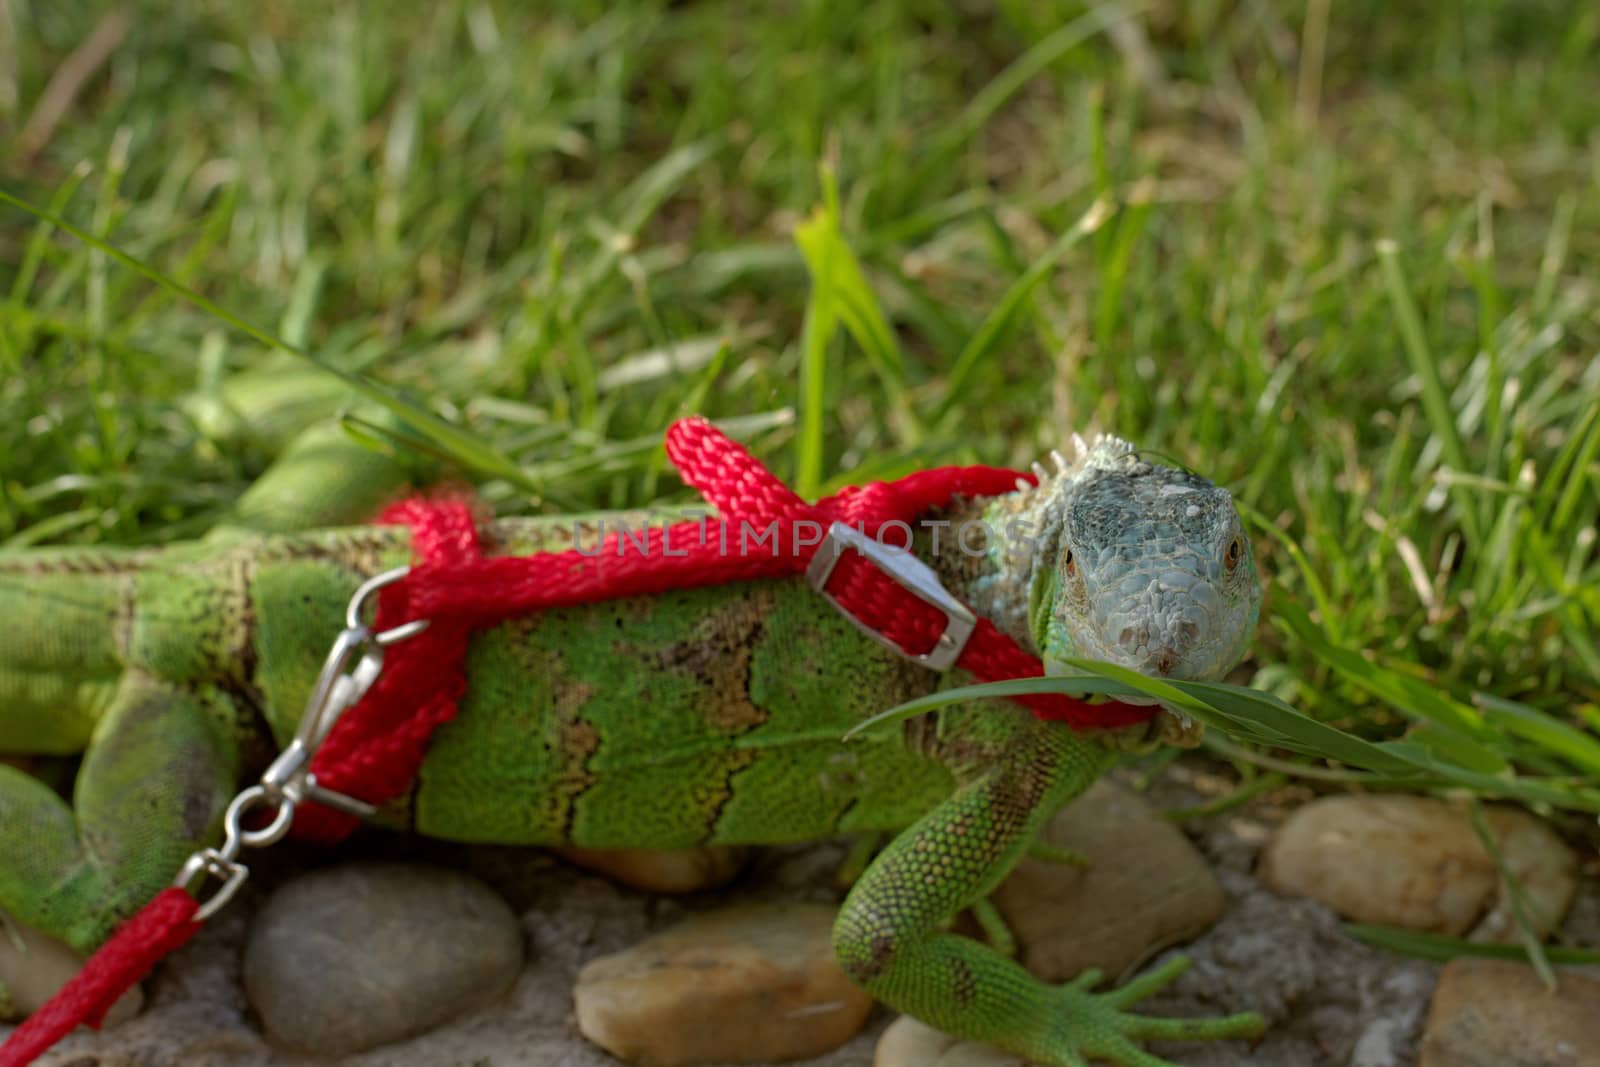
[1033,956,1264,1067]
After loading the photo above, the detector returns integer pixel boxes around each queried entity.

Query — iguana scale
[0,426,1263,1065]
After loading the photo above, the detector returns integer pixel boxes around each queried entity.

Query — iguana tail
[0,552,240,954]
[0,547,146,755]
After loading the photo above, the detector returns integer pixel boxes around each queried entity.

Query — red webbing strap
[297,417,1150,838]
[0,416,1154,1067]
[287,427,1009,844]
[0,889,201,1067]
[372,415,1152,735]
[294,497,481,844]
[386,417,1153,729]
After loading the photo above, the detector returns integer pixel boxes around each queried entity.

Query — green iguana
[0,422,1263,1066]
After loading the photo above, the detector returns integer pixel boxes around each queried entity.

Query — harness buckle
[805,521,976,671]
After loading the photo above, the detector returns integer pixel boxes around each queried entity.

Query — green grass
[2,1,1597,790]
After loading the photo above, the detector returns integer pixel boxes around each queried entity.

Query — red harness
[0,416,1152,1066]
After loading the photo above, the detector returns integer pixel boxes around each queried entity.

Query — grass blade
[1376,238,1481,543]
[1346,925,1600,966]
[0,187,545,499]
[1467,798,1555,990]
[794,169,908,394]
[905,4,1137,198]
[937,198,1112,418]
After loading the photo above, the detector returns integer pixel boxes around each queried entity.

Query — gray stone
[0,917,143,1025]
[1419,958,1600,1067]
[574,902,873,1066]
[991,779,1227,982]
[1259,795,1578,939]
[874,1015,1021,1066]
[243,861,522,1057]
[554,844,748,893]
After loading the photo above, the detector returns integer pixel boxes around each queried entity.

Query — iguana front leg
[0,673,239,1012]
[833,716,1261,1066]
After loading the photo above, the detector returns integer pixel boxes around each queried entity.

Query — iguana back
[258,517,967,847]
[0,515,970,851]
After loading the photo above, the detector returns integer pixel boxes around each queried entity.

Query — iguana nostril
[1118,625,1147,650]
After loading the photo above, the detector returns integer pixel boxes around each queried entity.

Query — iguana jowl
[0,428,1263,1066]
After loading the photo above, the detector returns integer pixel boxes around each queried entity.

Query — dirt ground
[16,756,1580,1067]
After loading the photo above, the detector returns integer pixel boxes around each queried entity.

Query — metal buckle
[805,521,976,671]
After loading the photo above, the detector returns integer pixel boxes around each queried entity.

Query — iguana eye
[1224,536,1243,571]
[1063,549,1076,577]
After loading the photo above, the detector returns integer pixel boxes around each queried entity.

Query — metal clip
[171,566,428,919]
[805,522,977,671]
[173,847,248,922]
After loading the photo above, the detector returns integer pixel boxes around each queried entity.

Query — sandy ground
[7,757,1545,1067]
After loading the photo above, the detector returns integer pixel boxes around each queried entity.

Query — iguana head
[1026,436,1259,684]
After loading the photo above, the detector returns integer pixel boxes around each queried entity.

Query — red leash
[0,417,1150,1065]
[0,890,202,1066]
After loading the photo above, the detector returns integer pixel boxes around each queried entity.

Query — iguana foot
[1027,839,1092,867]
[968,896,1016,957]
[1028,956,1263,1067]
[833,832,885,889]
[0,676,238,956]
